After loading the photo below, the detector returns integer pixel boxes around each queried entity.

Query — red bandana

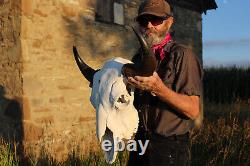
[152,33,172,60]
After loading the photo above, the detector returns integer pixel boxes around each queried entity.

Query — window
[95,0,125,25]
[114,2,124,25]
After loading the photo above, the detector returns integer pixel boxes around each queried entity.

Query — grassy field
[190,101,250,165]
[1,101,249,166]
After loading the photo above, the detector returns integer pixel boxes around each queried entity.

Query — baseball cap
[136,0,172,20]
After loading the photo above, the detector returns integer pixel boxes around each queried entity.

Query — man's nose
[147,21,154,29]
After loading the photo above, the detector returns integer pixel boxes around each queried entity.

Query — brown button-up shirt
[132,41,203,137]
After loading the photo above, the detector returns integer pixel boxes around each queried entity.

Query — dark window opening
[95,0,125,25]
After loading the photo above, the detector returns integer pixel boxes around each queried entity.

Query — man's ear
[167,17,174,26]
[165,17,174,31]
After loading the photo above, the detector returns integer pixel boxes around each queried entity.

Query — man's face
[137,15,173,46]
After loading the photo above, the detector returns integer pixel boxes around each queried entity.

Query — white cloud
[204,38,250,48]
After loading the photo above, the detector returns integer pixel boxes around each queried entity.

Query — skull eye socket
[117,95,127,103]
[115,94,131,110]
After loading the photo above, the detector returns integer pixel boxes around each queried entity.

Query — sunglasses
[137,15,168,27]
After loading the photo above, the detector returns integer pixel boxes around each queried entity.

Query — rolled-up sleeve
[174,48,203,96]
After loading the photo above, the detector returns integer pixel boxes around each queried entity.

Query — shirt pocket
[161,65,175,88]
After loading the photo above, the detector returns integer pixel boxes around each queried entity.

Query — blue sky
[202,0,250,67]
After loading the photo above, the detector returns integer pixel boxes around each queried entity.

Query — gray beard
[144,32,166,47]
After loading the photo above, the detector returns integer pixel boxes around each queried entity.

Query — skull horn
[122,27,156,77]
[131,27,151,57]
[73,46,96,84]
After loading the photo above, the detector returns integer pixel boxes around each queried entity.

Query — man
[126,0,203,165]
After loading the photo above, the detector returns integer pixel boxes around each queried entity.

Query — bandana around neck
[152,33,172,60]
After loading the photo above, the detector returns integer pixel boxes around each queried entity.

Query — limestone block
[32,39,42,48]
[21,0,34,16]
[33,9,48,17]
[6,41,21,62]
[49,97,65,104]
[23,75,43,95]
[31,98,44,107]
[62,6,76,17]
[35,115,54,125]
[33,108,51,113]
[57,85,74,90]
[78,116,95,122]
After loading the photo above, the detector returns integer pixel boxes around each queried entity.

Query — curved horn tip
[72,45,96,84]
[73,46,78,55]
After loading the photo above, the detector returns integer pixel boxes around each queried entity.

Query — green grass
[0,139,19,166]
[1,101,250,166]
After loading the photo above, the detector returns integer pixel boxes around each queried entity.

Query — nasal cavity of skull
[117,95,128,103]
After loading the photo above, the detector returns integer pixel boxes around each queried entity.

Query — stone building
[0,0,217,160]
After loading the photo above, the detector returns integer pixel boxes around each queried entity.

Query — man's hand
[127,72,164,94]
[127,71,200,120]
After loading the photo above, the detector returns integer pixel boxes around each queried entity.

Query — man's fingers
[128,77,147,90]
[128,77,136,83]
[134,76,147,82]
[128,77,140,86]
[153,72,158,77]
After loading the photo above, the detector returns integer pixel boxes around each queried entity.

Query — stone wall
[20,0,140,159]
[0,0,23,142]
[0,0,203,160]
[172,5,202,62]
[0,0,22,101]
